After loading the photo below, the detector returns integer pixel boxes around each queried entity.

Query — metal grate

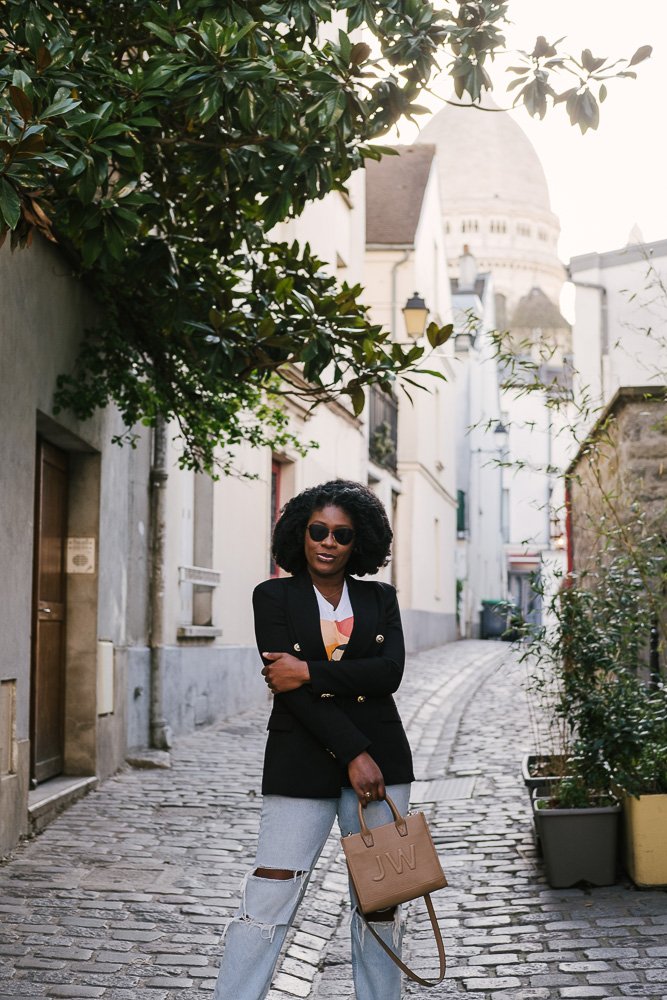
[410,776,476,803]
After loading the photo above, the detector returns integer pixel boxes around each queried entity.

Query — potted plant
[533,770,621,888]
[597,670,667,887]
[519,568,639,885]
[522,551,667,886]
[519,602,572,800]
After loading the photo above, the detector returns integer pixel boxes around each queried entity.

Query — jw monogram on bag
[371,842,416,881]
[341,795,448,987]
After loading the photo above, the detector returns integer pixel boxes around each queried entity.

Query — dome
[415,95,564,311]
[417,98,553,215]
[508,286,572,369]
[511,286,570,331]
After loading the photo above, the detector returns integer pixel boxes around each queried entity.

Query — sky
[395,0,667,265]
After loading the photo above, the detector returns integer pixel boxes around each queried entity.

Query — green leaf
[628,45,652,67]
[581,49,606,73]
[9,86,33,121]
[0,179,21,229]
[144,21,176,46]
[350,42,371,66]
[346,384,366,416]
[95,123,131,139]
[426,322,454,349]
[37,152,68,168]
[274,276,294,303]
[36,46,53,72]
[11,70,32,93]
[41,96,82,118]
[228,21,258,48]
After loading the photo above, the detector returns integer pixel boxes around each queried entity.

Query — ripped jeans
[213,784,411,1000]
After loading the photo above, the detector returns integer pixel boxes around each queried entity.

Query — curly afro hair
[272,479,392,577]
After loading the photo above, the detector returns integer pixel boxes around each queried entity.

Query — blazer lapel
[287,572,328,661]
[342,576,378,660]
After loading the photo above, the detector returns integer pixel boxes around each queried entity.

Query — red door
[31,440,68,784]
[270,460,281,578]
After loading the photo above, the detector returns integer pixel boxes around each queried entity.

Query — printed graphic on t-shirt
[315,583,354,661]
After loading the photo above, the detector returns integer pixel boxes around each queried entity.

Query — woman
[214,479,414,1000]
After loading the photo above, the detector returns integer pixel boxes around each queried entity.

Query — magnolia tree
[0,0,651,470]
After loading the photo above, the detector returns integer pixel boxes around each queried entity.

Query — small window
[177,472,222,639]
[457,489,467,535]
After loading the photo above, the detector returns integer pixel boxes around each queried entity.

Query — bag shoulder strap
[361,893,446,987]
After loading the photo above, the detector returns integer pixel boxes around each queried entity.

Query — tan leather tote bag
[341,795,447,986]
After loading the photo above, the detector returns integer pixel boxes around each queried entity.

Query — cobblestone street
[1,640,666,1000]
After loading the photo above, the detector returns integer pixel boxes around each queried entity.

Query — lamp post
[402,292,429,339]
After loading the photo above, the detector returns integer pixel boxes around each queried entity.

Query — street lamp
[402,292,429,339]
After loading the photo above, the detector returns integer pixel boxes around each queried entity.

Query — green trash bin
[480,599,507,639]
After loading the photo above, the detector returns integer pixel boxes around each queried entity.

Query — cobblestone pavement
[1,640,665,1000]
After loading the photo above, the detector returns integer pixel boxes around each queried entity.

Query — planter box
[624,793,667,888]
[521,753,569,792]
[533,792,621,888]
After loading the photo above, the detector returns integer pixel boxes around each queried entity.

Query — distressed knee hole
[234,914,278,941]
[366,906,397,922]
[253,867,305,880]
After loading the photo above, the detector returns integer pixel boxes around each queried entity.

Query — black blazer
[253,571,414,798]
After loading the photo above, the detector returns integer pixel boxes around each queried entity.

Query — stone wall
[568,387,667,577]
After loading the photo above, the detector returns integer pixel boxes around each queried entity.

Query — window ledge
[177,625,222,641]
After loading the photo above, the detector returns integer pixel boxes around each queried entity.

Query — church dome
[416,96,564,311]
[418,98,552,215]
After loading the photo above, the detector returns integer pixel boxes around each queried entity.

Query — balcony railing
[368,387,398,472]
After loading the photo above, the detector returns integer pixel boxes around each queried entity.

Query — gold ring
[365,791,372,799]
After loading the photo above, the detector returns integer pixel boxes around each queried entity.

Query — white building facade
[568,238,667,424]
[364,145,458,646]
[415,99,571,629]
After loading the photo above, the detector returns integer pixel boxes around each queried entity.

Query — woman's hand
[348,751,386,804]
[262,652,310,693]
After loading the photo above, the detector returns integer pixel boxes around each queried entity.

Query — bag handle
[360,892,446,987]
[357,794,407,847]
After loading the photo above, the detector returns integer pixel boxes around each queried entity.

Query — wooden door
[269,459,283,578]
[31,440,68,784]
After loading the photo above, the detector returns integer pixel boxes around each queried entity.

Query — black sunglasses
[307,523,355,546]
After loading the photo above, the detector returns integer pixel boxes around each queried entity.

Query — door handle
[42,607,52,614]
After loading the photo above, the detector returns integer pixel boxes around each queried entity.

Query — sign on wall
[66,537,96,574]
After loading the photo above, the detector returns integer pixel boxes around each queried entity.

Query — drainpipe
[566,270,608,401]
[149,414,172,750]
[390,249,410,338]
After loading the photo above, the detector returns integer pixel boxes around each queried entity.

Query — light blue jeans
[213,784,411,1000]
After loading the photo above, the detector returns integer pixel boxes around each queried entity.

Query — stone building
[566,387,667,577]
[0,237,148,856]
